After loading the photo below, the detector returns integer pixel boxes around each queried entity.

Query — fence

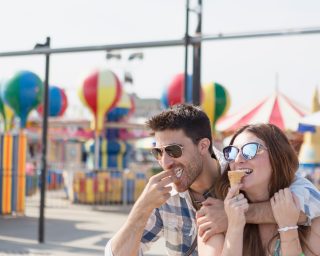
[72,170,147,204]
[0,132,27,215]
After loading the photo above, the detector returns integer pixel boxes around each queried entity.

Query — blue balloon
[2,71,43,128]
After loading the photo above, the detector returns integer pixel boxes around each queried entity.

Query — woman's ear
[198,138,210,155]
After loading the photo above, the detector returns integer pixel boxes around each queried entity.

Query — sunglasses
[223,142,267,162]
[151,144,183,160]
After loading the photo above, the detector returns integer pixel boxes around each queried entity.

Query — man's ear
[198,138,210,155]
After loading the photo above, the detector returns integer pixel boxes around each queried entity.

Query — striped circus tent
[216,92,308,132]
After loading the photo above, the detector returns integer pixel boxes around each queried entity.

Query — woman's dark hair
[146,104,216,158]
[215,123,312,255]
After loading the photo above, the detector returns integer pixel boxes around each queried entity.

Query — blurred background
[0,1,319,255]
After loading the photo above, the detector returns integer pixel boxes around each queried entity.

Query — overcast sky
[0,0,320,118]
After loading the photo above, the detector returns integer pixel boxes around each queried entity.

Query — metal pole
[184,0,190,103]
[94,131,100,169]
[39,37,50,243]
[192,0,202,105]
[0,27,320,57]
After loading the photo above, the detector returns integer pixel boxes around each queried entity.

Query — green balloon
[2,71,43,128]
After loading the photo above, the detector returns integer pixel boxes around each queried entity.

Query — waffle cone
[228,170,246,195]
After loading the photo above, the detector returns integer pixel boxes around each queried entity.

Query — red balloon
[167,73,185,106]
[37,86,68,117]
[58,89,68,116]
[165,73,204,107]
[78,69,122,131]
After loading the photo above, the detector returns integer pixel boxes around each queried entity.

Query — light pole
[184,0,190,103]
[192,0,202,106]
[106,51,144,86]
[35,37,51,244]
[185,0,202,105]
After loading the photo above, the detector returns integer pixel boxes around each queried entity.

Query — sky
[0,0,320,118]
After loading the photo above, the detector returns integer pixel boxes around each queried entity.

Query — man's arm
[246,172,320,224]
[290,172,320,220]
[246,201,307,224]
[108,200,154,256]
[106,170,173,256]
[198,193,307,241]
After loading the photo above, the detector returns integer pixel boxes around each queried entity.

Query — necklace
[189,186,215,210]
[189,190,203,210]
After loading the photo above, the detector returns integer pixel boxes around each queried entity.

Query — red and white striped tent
[216,92,308,132]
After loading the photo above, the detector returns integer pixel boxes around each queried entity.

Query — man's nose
[159,151,175,170]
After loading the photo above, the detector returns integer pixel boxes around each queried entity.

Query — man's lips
[174,168,183,178]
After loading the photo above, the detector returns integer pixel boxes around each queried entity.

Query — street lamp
[106,51,122,60]
[105,51,144,85]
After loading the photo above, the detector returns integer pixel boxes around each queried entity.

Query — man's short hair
[146,104,216,158]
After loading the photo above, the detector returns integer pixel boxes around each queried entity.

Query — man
[105,104,320,256]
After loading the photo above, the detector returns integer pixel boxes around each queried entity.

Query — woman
[198,124,320,256]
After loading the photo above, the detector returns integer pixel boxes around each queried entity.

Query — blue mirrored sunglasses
[223,142,267,162]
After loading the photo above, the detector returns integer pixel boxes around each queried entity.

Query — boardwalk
[0,190,165,256]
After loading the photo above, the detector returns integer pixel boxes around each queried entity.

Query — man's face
[154,129,203,192]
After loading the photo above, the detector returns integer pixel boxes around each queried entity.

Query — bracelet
[278,225,298,232]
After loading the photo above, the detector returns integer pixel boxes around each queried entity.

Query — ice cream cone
[228,170,246,195]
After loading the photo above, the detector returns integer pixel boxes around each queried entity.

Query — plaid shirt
[105,149,320,256]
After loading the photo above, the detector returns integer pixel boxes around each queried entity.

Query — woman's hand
[270,188,300,228]
[224,184,248,229]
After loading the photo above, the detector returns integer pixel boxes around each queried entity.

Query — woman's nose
[234,150,246,163]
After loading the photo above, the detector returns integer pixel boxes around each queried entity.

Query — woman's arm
[271,188,303,256]
[305,217,320,255]
[198,185,247,256]
[198,233,225,256]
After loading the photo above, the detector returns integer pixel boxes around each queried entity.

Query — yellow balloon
[201,82,231,129]
[4,104,14,132]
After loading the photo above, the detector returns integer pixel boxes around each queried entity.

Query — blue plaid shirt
[105,150,320,256]
[140,190,199,255]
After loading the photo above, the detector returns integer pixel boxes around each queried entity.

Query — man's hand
[110,170,174,256]
[196,198,228,242]
[138,170,174,212]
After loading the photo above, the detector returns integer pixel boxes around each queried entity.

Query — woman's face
[229,131,272,201]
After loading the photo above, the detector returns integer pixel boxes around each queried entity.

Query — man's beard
[174,155,203,192]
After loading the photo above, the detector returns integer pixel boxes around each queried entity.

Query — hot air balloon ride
[1,71,43,129]
[0,83,15,132]
[201,82,231,131]
[106,91,135,140]
[78,69,122,169]
[38,86,68,117]
[161,73,194,108]
[107,90,134,122]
